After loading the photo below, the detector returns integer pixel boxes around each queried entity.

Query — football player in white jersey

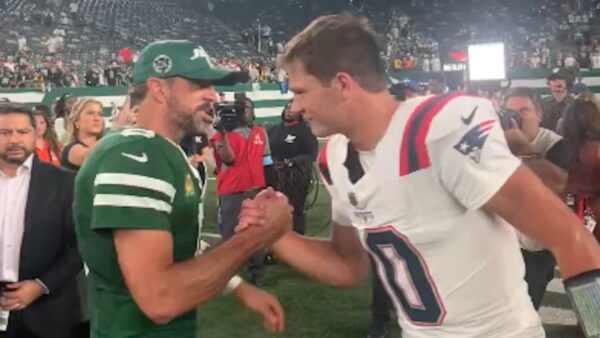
[238,14,600,338]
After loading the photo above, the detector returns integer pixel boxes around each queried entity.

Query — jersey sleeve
[428,97,521,211]
[318,139,353,226]
[90,140,175,231]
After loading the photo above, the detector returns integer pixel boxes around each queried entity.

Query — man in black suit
[0,103,82,338]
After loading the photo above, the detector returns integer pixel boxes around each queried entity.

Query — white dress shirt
[0,155,33,282]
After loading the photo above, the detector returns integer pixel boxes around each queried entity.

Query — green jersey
[74,128,202,338]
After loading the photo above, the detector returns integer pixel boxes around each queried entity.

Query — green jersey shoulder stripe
[93,194,172,213]
[94,173,176,202]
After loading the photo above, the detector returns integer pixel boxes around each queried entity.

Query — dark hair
[0,103,36,128]
[280,99,304,122]
[235,95,255,122]
[33,104,51,116]
[53,94,72,119]
[503,87,541,108]
[129,83,148,107]
[282,13,386,92]
[32,105,61,158]
[562,95,600,168]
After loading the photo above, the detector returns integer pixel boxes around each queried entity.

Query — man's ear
[332,72,354,100]
[535,106,543,123]
[146,78,168,105]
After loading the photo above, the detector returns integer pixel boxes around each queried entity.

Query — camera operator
[210,99,271,286]
[235,93,277,188]
[268,99,318,235]
[503,87,569,310]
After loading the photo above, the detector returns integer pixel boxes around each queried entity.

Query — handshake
[235,188,293,243]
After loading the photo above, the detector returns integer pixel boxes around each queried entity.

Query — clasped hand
[235,188,293,237]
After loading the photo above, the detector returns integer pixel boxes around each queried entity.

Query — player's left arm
[484,165,600,278]
[431,97,600,279]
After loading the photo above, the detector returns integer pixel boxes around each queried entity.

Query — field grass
[196,178,388,338]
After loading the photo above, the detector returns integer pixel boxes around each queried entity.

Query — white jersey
[318,94,544,338]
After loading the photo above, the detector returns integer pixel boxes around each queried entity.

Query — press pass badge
[583,210,597,233]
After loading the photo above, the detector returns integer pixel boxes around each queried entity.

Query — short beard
[283,114,299,123]
[0,148,32,165]
[167,95,201,136]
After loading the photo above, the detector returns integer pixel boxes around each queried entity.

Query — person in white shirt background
[0,103,82,338]
[16,37,26,53]
[591,49,600,69]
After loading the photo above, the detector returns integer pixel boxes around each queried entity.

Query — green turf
[197,178,384,338]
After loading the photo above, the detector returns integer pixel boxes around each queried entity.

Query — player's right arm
[270,221,370,288]
[92,141,290,324]
[266,140,370,288]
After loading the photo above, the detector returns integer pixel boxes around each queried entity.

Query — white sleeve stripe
[94,173,176,202]
[93,194,172,213]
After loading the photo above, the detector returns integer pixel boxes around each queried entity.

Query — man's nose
[290,99,303,114]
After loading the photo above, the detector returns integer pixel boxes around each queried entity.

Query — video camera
[497,107,522,131]
[213,101,245,133]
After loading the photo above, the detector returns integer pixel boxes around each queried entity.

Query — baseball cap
[400,79,419,92]
[132,40,248,85]
[547,68,575,82]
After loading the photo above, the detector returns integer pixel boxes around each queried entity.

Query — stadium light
[467,42,506,81]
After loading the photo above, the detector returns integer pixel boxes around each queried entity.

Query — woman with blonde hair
[33,105,62,166]
[562,92,600,242]
[60,98,104,171]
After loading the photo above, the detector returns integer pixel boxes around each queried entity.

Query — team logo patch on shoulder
[185,174,195,197]
[453,120,495,163]
[153,55,172,74]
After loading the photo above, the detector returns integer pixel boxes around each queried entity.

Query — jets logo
[191,46,209,60]
[153,55,172,74]
[190,46,214,67]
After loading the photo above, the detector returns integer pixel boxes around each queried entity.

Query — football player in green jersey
[74,40,292,338]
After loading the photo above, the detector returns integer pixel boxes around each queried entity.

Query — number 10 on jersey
[366,226,446,326]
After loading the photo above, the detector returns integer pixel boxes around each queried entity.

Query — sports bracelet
[223,275,243,294]
[518,153,542,161]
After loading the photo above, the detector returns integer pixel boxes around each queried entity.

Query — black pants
[371,266,393,324]
[276,166,311,235]
[522,249,556,310]
[218,190,266,281]
[0,311,82,338]
[0,311,39,338]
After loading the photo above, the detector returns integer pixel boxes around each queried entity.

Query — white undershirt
[0,155,33,282]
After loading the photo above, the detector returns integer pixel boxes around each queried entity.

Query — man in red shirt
[211,98,272,286]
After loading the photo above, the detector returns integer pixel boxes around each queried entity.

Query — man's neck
[136,109,184,144]
[0,160,19,178]
[553,92,568,102]
[527,127,541,143]
[345,94,400,151]
[78,134,98,147]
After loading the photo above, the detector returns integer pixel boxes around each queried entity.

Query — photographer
[268,99,318,235]
[503,87,569,310]
[210,99,270,286]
